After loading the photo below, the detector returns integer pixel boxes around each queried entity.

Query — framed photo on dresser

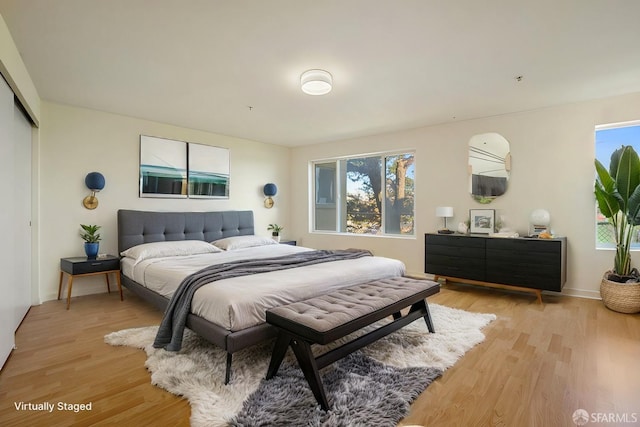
[469,209,494,234]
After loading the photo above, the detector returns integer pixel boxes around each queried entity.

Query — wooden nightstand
[280,240,297,246]
[58,255,123,309]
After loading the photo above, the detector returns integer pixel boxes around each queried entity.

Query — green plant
[80,224,102,243]
[594,145,640,280]
[267,224,283,235]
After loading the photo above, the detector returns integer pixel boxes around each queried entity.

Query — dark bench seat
[265,276,440,410]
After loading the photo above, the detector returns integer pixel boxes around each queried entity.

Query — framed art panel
[139,135,187,198]
[470,209,495,234]
[188,143,230,198]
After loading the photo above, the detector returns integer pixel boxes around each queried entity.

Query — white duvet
[121,244,405,331]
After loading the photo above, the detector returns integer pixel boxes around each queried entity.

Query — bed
[117,209,406,382]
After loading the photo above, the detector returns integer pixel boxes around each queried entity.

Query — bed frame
[117,209,279,383]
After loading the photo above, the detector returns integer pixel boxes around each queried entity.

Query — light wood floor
[1,284,639,426]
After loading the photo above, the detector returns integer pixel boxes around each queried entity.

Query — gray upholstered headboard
[117,209,255,254]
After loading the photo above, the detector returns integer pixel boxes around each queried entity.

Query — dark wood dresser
[424,233,567,302]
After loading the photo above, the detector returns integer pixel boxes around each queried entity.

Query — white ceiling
[1,0,640,146]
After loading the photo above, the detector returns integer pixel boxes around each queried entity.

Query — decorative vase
[84,242,99,259]
[272,234,280,243]
[600,272,640,314]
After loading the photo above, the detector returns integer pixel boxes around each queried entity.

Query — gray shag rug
[230,351,441,427]
[105,304,495,426]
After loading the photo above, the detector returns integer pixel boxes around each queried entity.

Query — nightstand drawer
[60,256,120,274]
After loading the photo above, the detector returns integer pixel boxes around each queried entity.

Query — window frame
[310,149,416,239]
[595,120,640,251]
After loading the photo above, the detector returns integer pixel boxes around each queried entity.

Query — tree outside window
[313,152,415,236]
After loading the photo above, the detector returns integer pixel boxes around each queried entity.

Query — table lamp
[436,207,455,234]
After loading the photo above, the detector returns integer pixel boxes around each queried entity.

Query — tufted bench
[265,276,440,410]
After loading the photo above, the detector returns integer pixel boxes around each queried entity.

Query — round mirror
[468,132,510,204]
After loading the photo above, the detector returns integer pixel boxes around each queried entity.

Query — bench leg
[266,332,292,379]
[290,339,329,411]
[422,300,435,333]
[408,300,435,333]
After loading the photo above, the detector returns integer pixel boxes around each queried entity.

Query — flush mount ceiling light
[300,69,332,95]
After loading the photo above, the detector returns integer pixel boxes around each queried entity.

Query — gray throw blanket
[153,249,372,351]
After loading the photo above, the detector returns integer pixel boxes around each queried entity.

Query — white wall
[0,14,39,125]
[290,92,640,299]
[38,102,290,302]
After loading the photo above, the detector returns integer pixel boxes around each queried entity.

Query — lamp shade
[435,206,454,218]
[530,209,550,225]
[85,172,105,191]
[263,183,277,197]
[300,69,332,95]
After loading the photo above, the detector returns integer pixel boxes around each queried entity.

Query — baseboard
[550,287,601,300]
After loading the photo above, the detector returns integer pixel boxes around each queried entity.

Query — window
[312,151,415,236]
[595,121,640,249]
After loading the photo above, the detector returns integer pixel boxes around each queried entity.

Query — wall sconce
[436,206,454,234]
[263,183,277,208]
[83,172,105,210]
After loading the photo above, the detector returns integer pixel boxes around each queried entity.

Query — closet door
[0,76,16,366]
[0,76,32,369]
[13,101,32,328]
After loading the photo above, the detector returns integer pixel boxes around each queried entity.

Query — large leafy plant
[594,145,640,280]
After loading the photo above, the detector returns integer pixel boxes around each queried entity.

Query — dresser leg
[535,289,543,304]
[105,272,111,293]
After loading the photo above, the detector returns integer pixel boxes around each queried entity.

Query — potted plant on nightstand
[80,224,102,259]
[594,145,640,313]
[267,224,283,243]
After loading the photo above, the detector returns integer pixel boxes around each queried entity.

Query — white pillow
[121,240,222,264]
[212,235,277,250]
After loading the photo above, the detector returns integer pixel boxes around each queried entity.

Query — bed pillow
[212,235,277,250]
[120,240,222,264]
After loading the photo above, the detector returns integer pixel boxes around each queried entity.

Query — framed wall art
[139,135,187,198]
[469,209,495,234]
[139,135,230,199]
[188,142,230,198]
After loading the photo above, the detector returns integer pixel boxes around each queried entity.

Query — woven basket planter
[601,273,640,314]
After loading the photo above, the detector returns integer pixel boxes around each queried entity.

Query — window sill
[310,230,416,240]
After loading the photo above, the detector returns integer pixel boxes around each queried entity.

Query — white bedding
[121,244,405,331]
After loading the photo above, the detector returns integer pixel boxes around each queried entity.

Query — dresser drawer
[486,264,562,291]
[425,233,486,281]
[485,238,564,291]
[425,260,486,281]
[425,233,485,248]
[486,238,561,256]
